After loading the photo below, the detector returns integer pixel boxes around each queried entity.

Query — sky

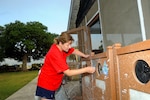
[0,0,71,65]
[0,0,71,34]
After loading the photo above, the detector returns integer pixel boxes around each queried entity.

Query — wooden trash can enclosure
[81,46,116,100]
[113,40,150,100]
[81,40,150,100]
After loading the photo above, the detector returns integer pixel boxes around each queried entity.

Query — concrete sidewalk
[5,77,82,100]
[6,77,38,100]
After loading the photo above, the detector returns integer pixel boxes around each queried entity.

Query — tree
[1,20,58,71]
[0,26,5,62]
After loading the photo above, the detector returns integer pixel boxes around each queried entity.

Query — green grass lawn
[0,70,38,100]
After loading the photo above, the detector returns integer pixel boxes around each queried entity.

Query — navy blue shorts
[35,86,55,99]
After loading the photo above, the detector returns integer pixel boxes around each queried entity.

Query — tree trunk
[22,54,28,71]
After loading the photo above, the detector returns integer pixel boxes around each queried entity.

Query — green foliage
[0,26,5,62]
[0,71,38,100]
[1,21,57,60]
[68,54,76,62]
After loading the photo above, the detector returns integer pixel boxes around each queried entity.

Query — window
[89,19,103,54]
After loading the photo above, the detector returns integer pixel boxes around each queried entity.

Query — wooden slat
[116,39,150,55]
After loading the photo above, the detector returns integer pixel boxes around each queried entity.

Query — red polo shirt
[37,44,74,91]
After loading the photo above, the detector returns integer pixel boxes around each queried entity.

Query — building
[65,0,150,100]
[67,0,150,52]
